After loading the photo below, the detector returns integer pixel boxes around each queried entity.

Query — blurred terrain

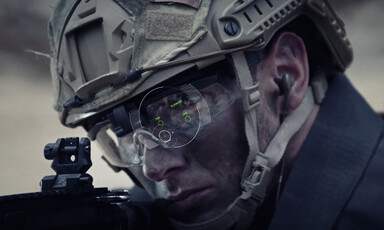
[0,0,132,195]
[0,0,383,195]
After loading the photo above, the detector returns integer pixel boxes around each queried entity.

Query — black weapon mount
[0,137,155,230]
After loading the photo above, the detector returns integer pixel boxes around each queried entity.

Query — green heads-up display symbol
[154,112,192,127]
[183,112,192,122]
[170,100,183,108]
[155,116,164,127]
[169,99,193,123]
[136,84,208,149]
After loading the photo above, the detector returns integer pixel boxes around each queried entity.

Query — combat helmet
[49,0,352,229]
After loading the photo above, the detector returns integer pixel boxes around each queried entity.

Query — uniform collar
[269,74,383,229]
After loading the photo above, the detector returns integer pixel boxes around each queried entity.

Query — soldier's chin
[158,188,226,223]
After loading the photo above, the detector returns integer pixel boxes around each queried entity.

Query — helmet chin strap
[168,51,315,230]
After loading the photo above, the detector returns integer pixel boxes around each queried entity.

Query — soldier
[48,0,384,229]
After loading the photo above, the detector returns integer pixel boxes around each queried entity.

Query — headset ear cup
[275,74,294,121]
[274,74,294,98]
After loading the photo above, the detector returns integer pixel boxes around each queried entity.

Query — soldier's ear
[267,31,309,115]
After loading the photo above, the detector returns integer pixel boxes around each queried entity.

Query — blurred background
[0,0,383,196]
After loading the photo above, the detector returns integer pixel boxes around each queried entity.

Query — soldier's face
[140,98,249,223]
[114,61,260,223]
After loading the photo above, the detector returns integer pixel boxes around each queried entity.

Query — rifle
[0,137,167,230]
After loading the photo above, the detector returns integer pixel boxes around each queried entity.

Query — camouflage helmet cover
[49,0,352,128]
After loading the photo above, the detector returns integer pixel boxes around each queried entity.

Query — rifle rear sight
[44,137,92,174]
[41,137,93,194]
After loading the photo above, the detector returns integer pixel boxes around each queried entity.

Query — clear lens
[95,82,236,167]
[95,125,140,167]
[131,84,211,149]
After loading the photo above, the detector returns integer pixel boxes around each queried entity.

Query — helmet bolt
[121,32,127,43]
[224,21,239,36]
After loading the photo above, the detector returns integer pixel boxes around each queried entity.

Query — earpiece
[275,74,294,121]
[274,73,294,98]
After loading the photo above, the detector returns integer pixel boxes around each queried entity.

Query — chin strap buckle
[241,154,271,204]
[241,83,260,112]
